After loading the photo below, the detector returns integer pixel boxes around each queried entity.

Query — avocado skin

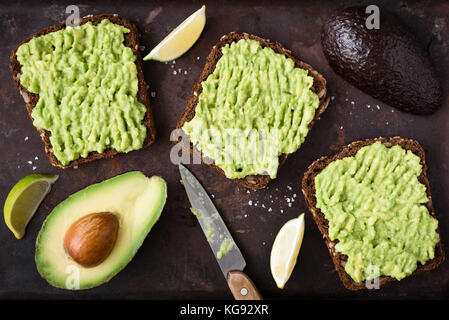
[321,7,442,115]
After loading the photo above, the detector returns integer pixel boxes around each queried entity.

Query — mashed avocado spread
[16,20,147,165]
[182,39,319,179]
[315,142,439,282]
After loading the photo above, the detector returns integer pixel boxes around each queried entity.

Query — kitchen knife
[179,164,262,300]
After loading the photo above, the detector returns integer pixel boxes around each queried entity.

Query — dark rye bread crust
[176,32,330,190]
[302,137,445,290]
[9,14,156,168]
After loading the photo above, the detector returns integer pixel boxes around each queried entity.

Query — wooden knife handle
[227,270,262,300]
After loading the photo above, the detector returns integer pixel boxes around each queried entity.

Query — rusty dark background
[0,0,448,299]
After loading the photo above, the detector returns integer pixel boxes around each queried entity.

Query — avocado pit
[63,212,119,268]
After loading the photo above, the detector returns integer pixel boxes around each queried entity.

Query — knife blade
[179,164,262,300]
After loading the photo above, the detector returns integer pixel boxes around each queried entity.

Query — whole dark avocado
[321,6,442,114]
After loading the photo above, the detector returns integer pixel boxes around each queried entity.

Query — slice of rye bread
[302,136,445,290]
[9,14,156,168]
[176,32,330,190]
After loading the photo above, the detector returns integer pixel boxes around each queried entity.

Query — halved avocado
[35,171,167,290]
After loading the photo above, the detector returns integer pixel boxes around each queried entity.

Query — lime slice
[270,214,305,289]
[4,174,58,239]
[143,5,206,62]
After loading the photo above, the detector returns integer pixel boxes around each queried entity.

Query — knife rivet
[240,288,248,296]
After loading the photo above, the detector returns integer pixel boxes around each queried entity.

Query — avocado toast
[177,32,330,190]
[9,14,156,168]
[302,137,445,290]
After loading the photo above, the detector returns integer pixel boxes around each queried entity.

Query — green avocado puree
[217,237,234,259]
[315,142,439,282]
[16,19,147,165]
[182,39,319,179]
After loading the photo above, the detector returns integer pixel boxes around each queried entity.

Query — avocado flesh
[35,171,167,290]
[321,7,442,115]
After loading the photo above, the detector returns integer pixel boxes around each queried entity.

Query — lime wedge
[4,174,58,239]
[144,5,206,62]
[270,214,305,289]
